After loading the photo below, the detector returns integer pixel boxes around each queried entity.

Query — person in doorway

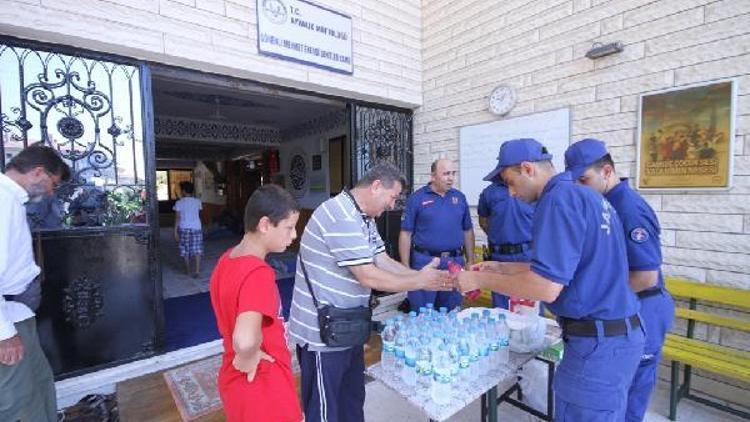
[399,158,475,311]
[478,150,534,309]
[173,181,203,277]
[209,184,303,422]
[289,163,453,422]
[565,138,674,422]
[456,138,645,421]
[1,144,70,422]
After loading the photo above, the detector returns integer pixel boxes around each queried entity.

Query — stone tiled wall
[418,0,750,288]
[0,0,422,107]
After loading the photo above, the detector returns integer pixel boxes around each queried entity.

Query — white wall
[193,161,226,205]
[279,125,347,209]
[0,0,422,108]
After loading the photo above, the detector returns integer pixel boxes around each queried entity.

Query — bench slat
[666,278,750,309]
[674,308,750,332]
[665,334,750,367]
[663,338,750,383]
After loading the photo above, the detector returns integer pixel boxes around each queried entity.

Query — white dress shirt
[0,172,40,340]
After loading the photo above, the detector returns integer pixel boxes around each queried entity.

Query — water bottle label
[500,339,510,346]
[405,357,416,367]
[395,349,405,358]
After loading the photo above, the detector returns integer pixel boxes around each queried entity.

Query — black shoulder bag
[298,252,372,347]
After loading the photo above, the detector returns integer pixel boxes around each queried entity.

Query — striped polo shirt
[288,190,385,351]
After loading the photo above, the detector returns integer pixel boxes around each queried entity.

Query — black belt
[560,315,641,338]
[3,295,15,301]
[413,245,464,258]
[489,242,530,255]
[637,287,663,299]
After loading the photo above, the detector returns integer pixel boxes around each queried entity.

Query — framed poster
[636,80,736,190]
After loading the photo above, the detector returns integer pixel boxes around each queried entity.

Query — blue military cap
[483,138,553,181]
[564,138,609,180]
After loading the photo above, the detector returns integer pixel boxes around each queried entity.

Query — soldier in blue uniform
[457,138,645,421]
[399,158,475,311]
[565,138,675,422]
[478,152,534,309]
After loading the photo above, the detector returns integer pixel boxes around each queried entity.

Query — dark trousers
[296,345,365,422]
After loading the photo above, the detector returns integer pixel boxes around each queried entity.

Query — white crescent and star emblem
[630,227,649,243]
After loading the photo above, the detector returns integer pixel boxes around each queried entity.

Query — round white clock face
[488,85,517,116]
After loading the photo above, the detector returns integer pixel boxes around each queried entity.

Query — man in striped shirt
[289,163,453,422]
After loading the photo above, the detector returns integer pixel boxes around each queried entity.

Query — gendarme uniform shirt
[288,190,385,352]
[0,173,40,340]
[477,182,534,253]
[604,178,664,289]
[401,184,472,253]
[530,172,639,320]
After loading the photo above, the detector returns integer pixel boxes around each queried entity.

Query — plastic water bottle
[446,340,463,399]
[439,306,448,316]
[477,323,491,375]
[497,314,510,365]
[415,337,433,398]
[402,337,419,390]
[426,302,435,317]
[432,344,453,405]
[487,319,500,371]
[380,319,397,377]
[458,332,472,385]
[393,327,407,382]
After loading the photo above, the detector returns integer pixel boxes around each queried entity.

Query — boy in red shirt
[209,184,302,422]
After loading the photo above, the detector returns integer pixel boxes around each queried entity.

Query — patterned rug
[164,352,300,421]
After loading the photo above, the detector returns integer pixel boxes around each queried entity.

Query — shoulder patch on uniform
[452,196,459,205]
[630,227,649,243]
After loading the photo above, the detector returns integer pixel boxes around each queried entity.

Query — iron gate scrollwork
[351,105,413,205]
[0,43,147,228]
[351,105,412,260]
[0,38,160,379]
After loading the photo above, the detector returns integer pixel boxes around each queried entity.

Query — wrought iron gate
[351,104,413,259]
[0,38,161,378]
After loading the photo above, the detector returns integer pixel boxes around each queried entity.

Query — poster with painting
[637,80,736,190]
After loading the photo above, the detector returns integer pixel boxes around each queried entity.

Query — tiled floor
[160,227,241,299]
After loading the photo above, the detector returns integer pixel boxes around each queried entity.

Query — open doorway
[151,70,349,351]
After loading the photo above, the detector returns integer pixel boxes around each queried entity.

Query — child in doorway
[209,184,302,422]
[173,181,203,277]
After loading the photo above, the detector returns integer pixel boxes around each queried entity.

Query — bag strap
[297,251,321,310]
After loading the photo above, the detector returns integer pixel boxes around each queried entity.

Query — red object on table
[510,297,536,313]
[447,261,481,300]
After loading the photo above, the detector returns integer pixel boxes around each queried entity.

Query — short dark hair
[244,184,299,232]
[179,181,194,194]
[355,162,406,190]
[7,144,71,182]
[589,153,616,172]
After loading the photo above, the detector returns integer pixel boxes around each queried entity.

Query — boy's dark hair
[7,143,71,182]
[589,153,616,172]
[244,184,299,232]
[355,162,406,189]
[180,181,195,194]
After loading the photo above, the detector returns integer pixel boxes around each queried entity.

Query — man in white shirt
[173,181,203,277]
[1,144,70,422]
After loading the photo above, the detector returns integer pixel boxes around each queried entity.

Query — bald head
[430,159,456,194]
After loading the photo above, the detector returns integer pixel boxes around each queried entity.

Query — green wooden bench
[663,277,750,420]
